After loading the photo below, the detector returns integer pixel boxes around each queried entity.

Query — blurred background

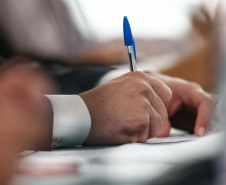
[64,0,218,41]
[0,0,224,92]
[61,0,224,92]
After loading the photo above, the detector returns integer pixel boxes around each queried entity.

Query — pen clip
[133,43,137,60]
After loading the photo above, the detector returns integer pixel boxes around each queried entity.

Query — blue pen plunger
[123,16,134,46]
[123,16,137,60]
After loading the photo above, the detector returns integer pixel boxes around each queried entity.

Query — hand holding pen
[80,17,172,146]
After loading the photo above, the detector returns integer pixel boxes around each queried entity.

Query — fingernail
[198,126,206,137]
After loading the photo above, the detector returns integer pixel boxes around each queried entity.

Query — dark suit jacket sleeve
[51,66,114,94]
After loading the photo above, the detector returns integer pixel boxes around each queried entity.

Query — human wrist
[79,92,98,146]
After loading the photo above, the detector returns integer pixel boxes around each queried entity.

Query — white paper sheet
[146,128,197,144]
[146,135,197,144]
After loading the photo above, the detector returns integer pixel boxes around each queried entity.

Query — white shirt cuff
[46,95,91,149]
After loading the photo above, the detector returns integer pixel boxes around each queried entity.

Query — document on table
[146,135,197,144]
[146,128,197,144]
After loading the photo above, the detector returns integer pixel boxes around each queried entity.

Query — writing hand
[80,71,172,146]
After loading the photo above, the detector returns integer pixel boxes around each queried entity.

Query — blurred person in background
[0,57,56,185]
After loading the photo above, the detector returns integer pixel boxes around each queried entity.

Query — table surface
[11,131,224,185]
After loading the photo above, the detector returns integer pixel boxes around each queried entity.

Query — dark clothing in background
[0,55,113,94]
[0,0,87,60]
[0,56,4,64]
[0,0,113,94]
[53,65,113,94]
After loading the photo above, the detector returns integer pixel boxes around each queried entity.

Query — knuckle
[140,98,151,110]
[133,81,152,95]
[189,82,201,89]
[153,98,168,119]
[136,115,149,131]
[164,87,172,101]
[156,113,164,126]
[140,82,152,95]
[204,95,215,107]
[133,71,147,79]
[138,135,148,143]
[149,112,164,137]
[129,136,142,143]
[141,82,151,91]
[128,77,140,86]
[161,113,168,125]
[152,112,164,130]
[197,91,215,105]
[161,106,168,122]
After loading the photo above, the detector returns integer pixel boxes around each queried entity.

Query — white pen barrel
[127,45,137,72]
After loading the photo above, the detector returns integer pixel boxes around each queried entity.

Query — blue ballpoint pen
[123,16,137,71]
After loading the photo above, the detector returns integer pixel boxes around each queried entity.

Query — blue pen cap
[123,16,137,60]
[123,16,134,46]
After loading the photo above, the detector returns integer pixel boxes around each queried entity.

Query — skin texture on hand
[147,72,218,137]
[0,57,56,185]
[80,71,172,146]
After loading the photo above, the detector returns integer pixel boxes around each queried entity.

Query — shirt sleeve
[46,95,91,149]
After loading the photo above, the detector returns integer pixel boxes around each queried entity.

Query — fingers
[177,85,217,136]
[133,72,172,103]
[157,120,171,137]
[194,94,216,136]
[147,89,168,136]
[121,71,172,103]
[154,74,218,137]
[148,77,172,103]
[147,106,165,138]
[128,72,171,138]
